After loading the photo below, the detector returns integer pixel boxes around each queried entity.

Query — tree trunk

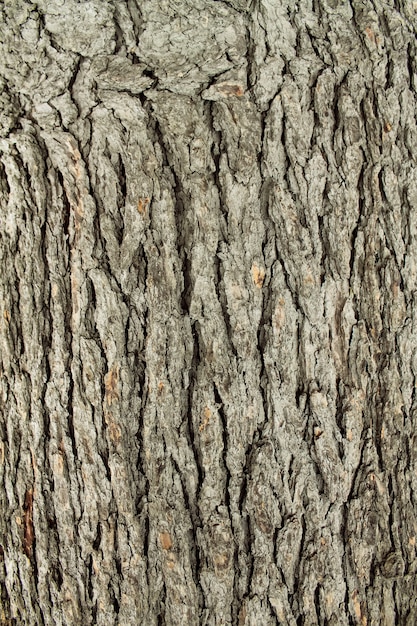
[1,1,417,624]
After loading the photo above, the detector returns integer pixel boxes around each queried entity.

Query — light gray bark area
[1,0,417,624]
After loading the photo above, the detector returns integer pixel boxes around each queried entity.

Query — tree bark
[1,0,417,624]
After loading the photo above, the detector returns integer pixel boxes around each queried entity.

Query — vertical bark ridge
[1,1,417,625]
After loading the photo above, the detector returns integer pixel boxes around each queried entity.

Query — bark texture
[1,1,417,624]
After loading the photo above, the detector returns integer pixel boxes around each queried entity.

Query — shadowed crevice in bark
[1,0,417,624]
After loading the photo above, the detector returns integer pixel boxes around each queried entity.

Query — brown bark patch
[108,421,122,444]
[352,590,367,626]
[364,27,375,42]
[137,197,150,214]
[314,427,323,439]
[251,264,265,288]
[159,532,173,550]
[166,554,176,570]
[199,406,212,432]
[104,365,119,406]
[216,82,244,97]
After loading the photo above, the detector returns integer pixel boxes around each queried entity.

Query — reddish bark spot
[365,27,375,42]
[104,365,119,406]
[217,82,244,97]
[159,532,173,550]
[138,197,150,215]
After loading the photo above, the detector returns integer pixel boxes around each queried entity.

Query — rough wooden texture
[1,1,417,624]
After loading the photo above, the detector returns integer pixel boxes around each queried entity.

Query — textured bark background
[1,0,417,624]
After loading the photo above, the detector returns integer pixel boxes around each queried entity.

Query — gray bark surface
[1,0,417,624]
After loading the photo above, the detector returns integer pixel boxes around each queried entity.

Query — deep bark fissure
[1,1,417,624]
[187,326,205,492]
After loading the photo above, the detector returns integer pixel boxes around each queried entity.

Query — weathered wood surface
[1,1,417,624]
